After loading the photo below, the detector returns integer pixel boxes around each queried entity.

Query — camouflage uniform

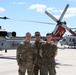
[33,40,43,75]
[16,41,37,75]
[40,43,58,75]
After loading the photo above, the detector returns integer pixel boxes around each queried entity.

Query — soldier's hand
[18,64,22,66]
[32,64,35,68]
[39,50,43,58]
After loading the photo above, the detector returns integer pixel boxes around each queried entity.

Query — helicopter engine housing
[0,31,16,37]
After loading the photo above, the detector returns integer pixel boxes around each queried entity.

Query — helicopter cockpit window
[1,43,3,46]
[63,39,66,41]
[69,38,71,41]
[72,39,75,42]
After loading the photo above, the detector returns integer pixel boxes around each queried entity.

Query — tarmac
[0,48,76,75]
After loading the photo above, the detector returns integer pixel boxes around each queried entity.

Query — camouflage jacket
[16,41,37,66]
[34,40,45,65]
[40,42,58,66]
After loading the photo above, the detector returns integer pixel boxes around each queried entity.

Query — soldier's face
[46,35,52,42]
[26,34,31,42]
[35,33,40,41]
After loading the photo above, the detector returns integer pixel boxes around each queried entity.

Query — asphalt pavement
[0,48,76,75]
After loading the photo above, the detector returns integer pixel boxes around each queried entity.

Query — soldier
[16,32,37,75]
[33,31,43,75]
[39,33,58,75]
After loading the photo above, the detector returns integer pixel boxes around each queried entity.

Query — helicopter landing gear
[5,50,7,53]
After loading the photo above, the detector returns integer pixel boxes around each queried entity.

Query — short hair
[46,33,52,36]
[26,32,31,36]
[35,31,40,35]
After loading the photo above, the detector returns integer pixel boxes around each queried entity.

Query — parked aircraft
[60,35,76,48]
[0,4,76,52]
[0,26,23,52]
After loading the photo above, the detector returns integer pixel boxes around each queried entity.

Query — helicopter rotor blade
[45,10,58,22]
[0,16,10,20]
[62,24,76,36]
[59,4,69,21]
[0,16,56,25]
[9,18,56,25]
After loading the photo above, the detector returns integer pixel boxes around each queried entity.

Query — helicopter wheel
[5,50,7,53]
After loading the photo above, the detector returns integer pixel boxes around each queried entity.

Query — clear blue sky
[0,0,76,36]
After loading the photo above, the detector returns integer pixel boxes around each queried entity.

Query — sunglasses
[35,34,40,36]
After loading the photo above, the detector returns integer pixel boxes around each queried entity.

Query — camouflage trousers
[40,65,56,75]
[18,66,34,75]
[33,64,41,75]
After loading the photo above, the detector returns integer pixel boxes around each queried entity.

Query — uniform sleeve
[53,44,58,57]
[16,44,22,65]
[39,49,43,58]
[39,44,44,58]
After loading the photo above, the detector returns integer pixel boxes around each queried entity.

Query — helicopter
[60,35,76,48]
[0,4,76,52]
[1,4,76,40]
[59,28,76,48]
[59,28,76,49]
[0,26,23,52]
